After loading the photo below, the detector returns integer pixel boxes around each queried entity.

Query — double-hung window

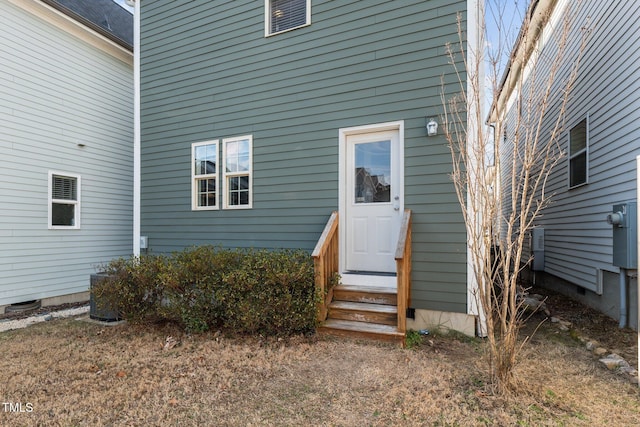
[192,140,219,210]
[569,117,588,188]
[49,172,80,229]
[265,0,311,36]
[223,136,252,209]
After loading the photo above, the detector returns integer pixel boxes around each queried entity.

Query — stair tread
[321,319,402,335]
[330,300,397,314]
[334,284,396,294]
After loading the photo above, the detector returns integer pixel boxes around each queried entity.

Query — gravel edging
[0,305,89,333]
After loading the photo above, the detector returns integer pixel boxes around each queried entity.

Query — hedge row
[93,246,319,335]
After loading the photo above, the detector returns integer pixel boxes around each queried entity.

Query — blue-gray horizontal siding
[500,0,640,292]
[0,1,133,305]
[140,0,468,313]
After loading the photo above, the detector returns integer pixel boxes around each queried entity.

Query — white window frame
[568,115,589,189]
[223,135,253,210]
[192,140,220,211]
[264,0,311,37]
[48,171,81,230]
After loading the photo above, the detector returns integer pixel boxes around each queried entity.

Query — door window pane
[354,140,391,203]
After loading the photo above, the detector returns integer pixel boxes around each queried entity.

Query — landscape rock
[0,306,89,332]
[521,296,551,316]
[599,354,626,370]
[585,341,598,351]
[619,366,637,376]
[593,347,608,356]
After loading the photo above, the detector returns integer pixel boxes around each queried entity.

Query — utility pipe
[620,268,627,328]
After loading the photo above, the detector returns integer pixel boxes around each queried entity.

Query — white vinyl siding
[223,135,253,209]
[192,140,219,210]
[0,1,133,306]
[265,0,311,36]
[499,1,640,293]
[49,172,80,229]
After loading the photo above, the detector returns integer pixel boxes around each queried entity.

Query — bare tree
[441,1,589,393]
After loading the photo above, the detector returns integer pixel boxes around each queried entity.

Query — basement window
[265,0,311,36]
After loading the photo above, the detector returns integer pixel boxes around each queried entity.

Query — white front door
[342,127,402,275]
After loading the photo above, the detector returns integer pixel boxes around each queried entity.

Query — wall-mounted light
[426,118,438,136]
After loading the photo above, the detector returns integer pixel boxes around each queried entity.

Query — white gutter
[131,0,141,256]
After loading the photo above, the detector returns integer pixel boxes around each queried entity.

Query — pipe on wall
[620,268,627,328]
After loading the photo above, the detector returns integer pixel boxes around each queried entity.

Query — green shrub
[94,254,169,323]
[217,249,317,335]
[94,246,318,335]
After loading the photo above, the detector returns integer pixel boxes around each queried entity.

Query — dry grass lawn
[0,310,638,426]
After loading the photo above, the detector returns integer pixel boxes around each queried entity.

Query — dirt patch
[0,294,638,426]
[525,286,638,368]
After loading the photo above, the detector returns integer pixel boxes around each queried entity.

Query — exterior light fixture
[426,118,438,136]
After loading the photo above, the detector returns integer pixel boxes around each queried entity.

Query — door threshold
[340,272,396,287]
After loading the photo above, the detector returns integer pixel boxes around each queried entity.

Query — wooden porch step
[318,319,405,345]
[328,300,397,326]
[332,285,397,305]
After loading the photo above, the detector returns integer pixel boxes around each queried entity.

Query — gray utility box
[531,227,544,271]
[607,202,637,269]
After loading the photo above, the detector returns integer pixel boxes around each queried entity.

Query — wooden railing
[311,211,339,322]
[395,209,412,335]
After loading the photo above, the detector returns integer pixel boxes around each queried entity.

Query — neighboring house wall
[498,0,640,327]
[0,0,133,306]
[140,1,470,316]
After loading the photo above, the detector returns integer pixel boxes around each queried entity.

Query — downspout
[130,0,141,256]
[619,268,627,328]
[637,156,640,387]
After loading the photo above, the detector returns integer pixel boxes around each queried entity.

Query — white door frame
[338,120,404,284]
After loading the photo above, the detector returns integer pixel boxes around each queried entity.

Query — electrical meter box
[607,202,637,269]
[531,228,544,271]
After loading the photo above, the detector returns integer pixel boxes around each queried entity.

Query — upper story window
[192,140,219,210]
[223,136,252,209]
[265,0,311,36]
[49,172,80,229]
[568,117,588,188]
